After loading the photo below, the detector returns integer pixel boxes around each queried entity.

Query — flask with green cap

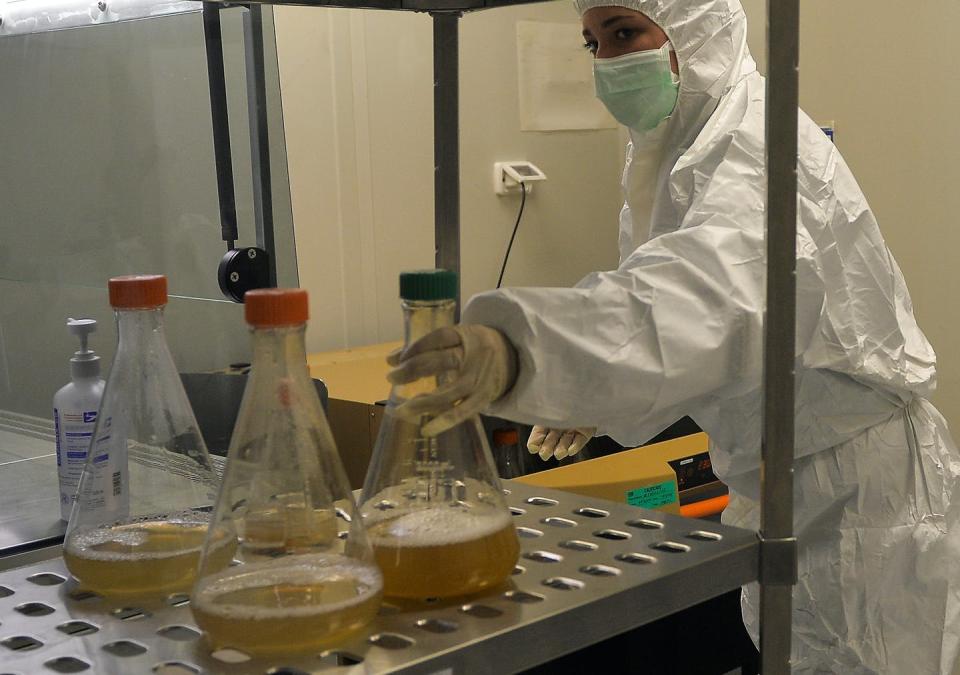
[359,269,519,600]
[398,268,457,302]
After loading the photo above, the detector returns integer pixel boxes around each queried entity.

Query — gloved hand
[387,325,518,437]
[527,426,595,461]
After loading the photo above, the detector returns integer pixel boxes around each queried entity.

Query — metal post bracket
[759,535,798,585]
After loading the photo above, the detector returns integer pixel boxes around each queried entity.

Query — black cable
[496,182,527,289]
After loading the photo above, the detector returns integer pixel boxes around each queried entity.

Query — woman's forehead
[581,6,656,30]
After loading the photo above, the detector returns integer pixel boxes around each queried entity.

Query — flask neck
[402,299,456,347]
[395,299,455,403]
[115,307,168,353]
[250,324,310,378]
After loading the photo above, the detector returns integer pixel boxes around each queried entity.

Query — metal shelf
[0,481,758,674]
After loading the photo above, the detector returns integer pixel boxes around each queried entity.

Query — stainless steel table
[0,481,758,674]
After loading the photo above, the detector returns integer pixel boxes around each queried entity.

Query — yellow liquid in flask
[191,554,383,656]
[368,507,519,599]
[64,518,236,598]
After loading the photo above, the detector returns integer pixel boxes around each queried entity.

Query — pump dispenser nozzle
[67,318,100,379]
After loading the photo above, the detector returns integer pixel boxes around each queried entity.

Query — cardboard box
[516,433,712,515]
[307,342,401,489]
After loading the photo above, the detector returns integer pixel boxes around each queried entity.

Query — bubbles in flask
[192,555,381,656]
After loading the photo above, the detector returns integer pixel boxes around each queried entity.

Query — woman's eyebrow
[583,13,644,39]
[601,14,640,29]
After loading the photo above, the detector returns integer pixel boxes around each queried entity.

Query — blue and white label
[55,408,98,521]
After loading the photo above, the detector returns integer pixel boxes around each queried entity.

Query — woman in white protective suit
[388,0,960,671]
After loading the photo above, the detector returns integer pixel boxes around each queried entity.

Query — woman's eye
[615,28,636,41]
[583,41,598,54]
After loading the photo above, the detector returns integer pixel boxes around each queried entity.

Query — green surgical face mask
[594,41,679,132]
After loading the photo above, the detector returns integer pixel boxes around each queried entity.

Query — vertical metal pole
[243,4,277,287]
[432,11,462,314]
[202,2,239,249]
[761,1,800,673]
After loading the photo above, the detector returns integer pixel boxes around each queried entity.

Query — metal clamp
[759,535,798,586]
[202,1,277,302]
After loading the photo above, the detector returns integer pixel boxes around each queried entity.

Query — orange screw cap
[108,275,168,309]
[244,288,309,328]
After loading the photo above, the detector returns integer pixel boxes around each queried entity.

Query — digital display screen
[667,452,717,491]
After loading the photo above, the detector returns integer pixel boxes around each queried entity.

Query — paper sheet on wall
[517,21,616,132]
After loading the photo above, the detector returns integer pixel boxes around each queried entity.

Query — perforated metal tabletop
[0,481,757,674]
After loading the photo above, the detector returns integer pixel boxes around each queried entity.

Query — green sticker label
[626,481,678,510]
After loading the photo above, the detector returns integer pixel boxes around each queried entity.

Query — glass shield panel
[0,4,295,554]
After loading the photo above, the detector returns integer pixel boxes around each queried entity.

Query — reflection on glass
[0,8,294,420]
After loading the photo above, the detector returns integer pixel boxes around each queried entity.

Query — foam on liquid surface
[193,554,382,621]
[367,506,513,548]
[65,517,213,562]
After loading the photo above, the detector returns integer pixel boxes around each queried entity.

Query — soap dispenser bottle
[53,318,106,522]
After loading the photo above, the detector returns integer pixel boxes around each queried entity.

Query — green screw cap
[399,269,457,301]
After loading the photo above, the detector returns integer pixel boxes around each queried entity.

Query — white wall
[740,0,960,429]
[273,3,624,352]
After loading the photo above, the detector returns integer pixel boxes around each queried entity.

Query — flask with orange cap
[191,288,382,656]
[63,274,228,600]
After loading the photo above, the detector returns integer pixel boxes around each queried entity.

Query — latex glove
[387,325,517,437]
[527,426,594,461]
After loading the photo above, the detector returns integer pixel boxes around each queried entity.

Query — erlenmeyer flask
[63,275,227,599]
[360,269,519,600]
[191,289,382,657]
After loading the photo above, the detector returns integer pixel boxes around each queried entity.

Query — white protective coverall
[462,0,960,671]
